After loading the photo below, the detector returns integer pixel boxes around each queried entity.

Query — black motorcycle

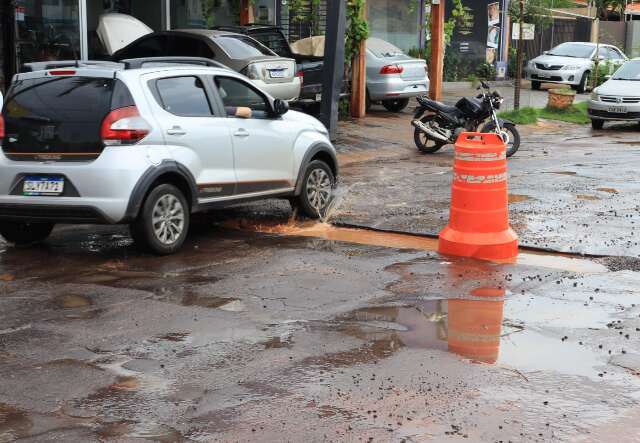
[412,81,520,157]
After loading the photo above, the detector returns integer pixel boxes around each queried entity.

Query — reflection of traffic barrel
[447,288,505,364]
[439,132,518,261]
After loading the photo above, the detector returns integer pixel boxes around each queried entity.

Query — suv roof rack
[21,57,230,74]
[120,57,230,70]
[21,60,123,73]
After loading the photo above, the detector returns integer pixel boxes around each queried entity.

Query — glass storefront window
[15,0,81,67]
[367,0,420,53]
[87,0,164,58]
[170,0,276,29]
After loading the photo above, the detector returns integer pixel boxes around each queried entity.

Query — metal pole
[319,0,346,140]
[514,0,524,110]
[429,0,444,101]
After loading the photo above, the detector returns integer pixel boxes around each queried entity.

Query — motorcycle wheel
[414,115,446,154]
[480,121,520,158]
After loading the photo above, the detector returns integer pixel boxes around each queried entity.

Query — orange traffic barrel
[438,132,518,261]
[447,288,505,364]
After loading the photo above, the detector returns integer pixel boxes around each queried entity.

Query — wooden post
[350,2,367,118]
[429,0,445,101]
[514,0,524,110]
[240,0,253,25]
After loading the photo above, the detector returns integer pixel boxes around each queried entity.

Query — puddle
[95,421,184,442]
[597,188,619,194]
[158,332,190,342]
[336,294,612,379]
[226,221,607,274]
[546,171,577,176]
[508,194,533,203]
[0,404,31,441]
[181,294,238,309]
[54,294,93,309]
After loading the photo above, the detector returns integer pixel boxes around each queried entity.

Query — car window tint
[215,76,270,119]
[598,46,608,58]
[167,35,215,59]
[251,32,293,58]
[156,76,212,117]
[608,48,623,60]
[215,35,276,58]
[117,35,166,59]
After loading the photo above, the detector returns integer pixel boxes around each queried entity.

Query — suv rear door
[146,73,236,200]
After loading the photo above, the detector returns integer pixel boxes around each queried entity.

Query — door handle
[167,126,187,136]
[233,128,250,138]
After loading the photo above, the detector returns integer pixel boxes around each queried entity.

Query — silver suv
[0,58,337,254]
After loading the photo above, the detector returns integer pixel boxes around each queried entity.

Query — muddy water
[226,221,608,274]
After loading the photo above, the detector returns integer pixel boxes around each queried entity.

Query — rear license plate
[269,69,286,78]
[23,176,65,196]
[608,106,627,113]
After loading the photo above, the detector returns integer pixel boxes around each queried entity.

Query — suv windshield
[215,35,276,59]
[547,43,595,59]
[612,60,640,81]
[2,77,123,160]
[367,38,404,58]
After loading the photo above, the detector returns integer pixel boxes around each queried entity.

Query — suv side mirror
[272,99,289,116]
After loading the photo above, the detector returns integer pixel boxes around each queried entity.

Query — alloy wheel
[306,168,332,212]
[152,194,185,245]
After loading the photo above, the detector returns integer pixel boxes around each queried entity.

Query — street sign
[512,23,535,40]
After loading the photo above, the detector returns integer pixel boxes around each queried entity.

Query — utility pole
[514,0,524,110]
[429,0,445,101]
[350,2,367,118]
[319,0,346,139]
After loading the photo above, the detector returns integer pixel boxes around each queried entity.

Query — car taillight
[296,69,304,86]
[101,106,150,146]
[380,65,404,75]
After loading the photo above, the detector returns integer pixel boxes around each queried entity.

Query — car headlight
[528,60,536,68]
[590,91,599,101]
[244,64,261,80]
[563,65,582,71]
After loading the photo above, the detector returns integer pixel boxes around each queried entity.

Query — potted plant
[547,88,576,110]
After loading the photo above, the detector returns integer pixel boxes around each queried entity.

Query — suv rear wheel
[0,222,54,245]
[132,184,190,255]
[295,160,335,219]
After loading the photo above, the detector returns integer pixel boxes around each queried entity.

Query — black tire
[413,115,446,154]
[295,160,335,219]
[531,80,541,90]
[382,98,410,113]
[481,121,520,158]
[577,71,589,94]
[131,184,190,255]
[0,222,54,245]
[591,119,604,130]
[365,91,372,112]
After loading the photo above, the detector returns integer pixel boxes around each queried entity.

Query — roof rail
[21,60,123,73]
[120,57,230,70]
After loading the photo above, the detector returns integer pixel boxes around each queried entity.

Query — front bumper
[0,146,159,224]
[368,77,429,101]
[525,67,584,85]
[588,99,640,121]
[253,77,302,101]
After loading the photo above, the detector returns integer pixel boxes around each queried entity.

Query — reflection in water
[340,290,505,365]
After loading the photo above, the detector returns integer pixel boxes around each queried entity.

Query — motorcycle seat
[421,98,458,114]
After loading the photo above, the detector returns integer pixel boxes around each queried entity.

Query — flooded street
[2,114,640,442]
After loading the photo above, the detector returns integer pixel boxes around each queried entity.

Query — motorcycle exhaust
[411,119,449,142]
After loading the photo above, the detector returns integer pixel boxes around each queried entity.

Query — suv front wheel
[0,222,54,245]
[295,160,335,219]
[132,184,190,255]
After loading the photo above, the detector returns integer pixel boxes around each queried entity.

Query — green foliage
[508,0,575,31]
[345,0,370,62]
[498,102,590,125]
[549,88,575,96]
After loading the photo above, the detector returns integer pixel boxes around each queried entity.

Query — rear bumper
[368,77,429,101]
[253,77,302,101]
[0,146,159,224]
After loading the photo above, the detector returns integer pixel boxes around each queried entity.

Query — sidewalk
[442,81,589,111]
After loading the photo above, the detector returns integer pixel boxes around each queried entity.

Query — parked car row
[95,13,429,111]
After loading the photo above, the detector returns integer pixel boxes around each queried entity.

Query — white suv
[0,58,337,254]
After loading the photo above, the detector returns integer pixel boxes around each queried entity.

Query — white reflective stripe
[454,172,508,184]
[455,152,506,162]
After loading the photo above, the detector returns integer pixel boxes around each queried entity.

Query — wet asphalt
[2,108,640,442]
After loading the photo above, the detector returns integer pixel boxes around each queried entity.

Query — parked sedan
[100,13,300,101]
[525,42,627,93]
[366,38,429,112]
[588,58,640,129]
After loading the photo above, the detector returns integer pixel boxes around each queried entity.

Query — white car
[588,58,640,129]
[0,58,337,254]
[525,42,627,93]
